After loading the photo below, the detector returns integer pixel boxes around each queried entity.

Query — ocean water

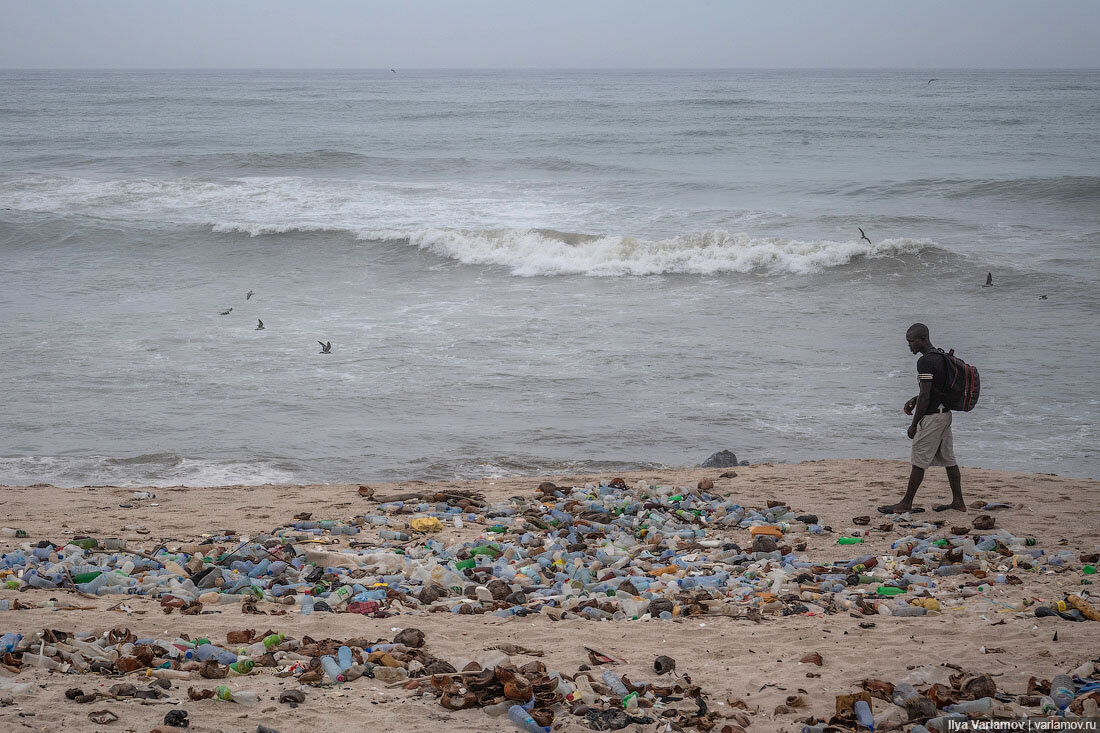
[0,69,1097,487]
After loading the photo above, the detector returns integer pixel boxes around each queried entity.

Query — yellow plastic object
[749,525,784,539]
[410,517,443,533]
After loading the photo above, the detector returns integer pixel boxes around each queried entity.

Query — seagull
[1039,295,1048,300]
[256,319,264,330]
[983,272,993,287]
[246,290,254,300]
[390,68,397,74]
[219,308,233,315]
[858,227,871,244]
[927,78,939,84]
[318,340,332,354]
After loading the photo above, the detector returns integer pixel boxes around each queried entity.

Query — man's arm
[908,381,932,438]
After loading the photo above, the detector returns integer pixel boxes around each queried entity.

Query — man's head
[906,322,931,354]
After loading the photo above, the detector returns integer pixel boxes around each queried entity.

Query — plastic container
[601,670,629,697]
[1050,674,1074,712]
[507,704,549,733]
[854,699,874,729]
[321,655,345,683]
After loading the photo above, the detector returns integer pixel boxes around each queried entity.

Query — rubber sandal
[933,504,965,512]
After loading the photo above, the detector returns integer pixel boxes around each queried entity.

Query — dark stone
[796,514,818,524]
[163,709,189,728]
[417,583,449,604]
[752,535,778,553]
[393,627,425,648]
[647,598,674,616]
[486,579,510,601]
[701,450,738,468]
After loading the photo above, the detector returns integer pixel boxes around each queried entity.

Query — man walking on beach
[878,323,965,514]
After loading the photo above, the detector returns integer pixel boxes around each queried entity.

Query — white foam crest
[382,228,935,277]
[0,174,590,233]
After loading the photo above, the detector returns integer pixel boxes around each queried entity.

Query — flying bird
[219,308,233,315]
[858,228,871,245]
[390,69,397,74]
[318,340,332,354]
[983,272,993,287]
[256,319,264,330]
[1039,295,1048,300]
[927,78,939,84]
[246,290,254,300]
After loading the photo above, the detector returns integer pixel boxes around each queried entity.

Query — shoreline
[1,458,1098,732]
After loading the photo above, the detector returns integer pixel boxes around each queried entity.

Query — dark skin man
[878,323,965,514]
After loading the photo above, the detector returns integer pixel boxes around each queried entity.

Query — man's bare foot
[877,503,925,514]
[932,502,968,512]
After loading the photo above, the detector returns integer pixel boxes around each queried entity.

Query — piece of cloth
[916,349,950,411]
[910,412,957,468]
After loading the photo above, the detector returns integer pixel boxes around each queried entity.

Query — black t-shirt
[916,349,950,410]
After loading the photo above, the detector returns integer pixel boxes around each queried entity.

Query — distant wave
[842,176,1100,205]
[371,228,937,277]
[0,453,298,488]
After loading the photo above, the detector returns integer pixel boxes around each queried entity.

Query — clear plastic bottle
[854,699,874,729]
[320,655,345,683]
[507,704,548,733]
[1050,674,1075,712]
[947,698,993,715]
[892,682,919,706]
[601,670,629,697]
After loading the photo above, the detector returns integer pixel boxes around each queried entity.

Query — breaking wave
[0,173,941,276]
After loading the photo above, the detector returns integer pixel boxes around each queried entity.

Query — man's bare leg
[944,465,965,510]
[878,465,925,513]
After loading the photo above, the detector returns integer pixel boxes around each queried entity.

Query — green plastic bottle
[72,538,98,550]
[838,537,864,545]
[1084,565,1096,575]
[71,570,103,584]
[876,585,906,596]
[228,659,255,675]
[454,558,476,570]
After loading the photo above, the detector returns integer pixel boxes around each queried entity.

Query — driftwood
[371,489,486,507]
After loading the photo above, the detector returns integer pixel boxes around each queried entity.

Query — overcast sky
[2,0,1098,70]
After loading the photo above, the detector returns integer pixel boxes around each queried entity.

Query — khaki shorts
[911,412,957,469]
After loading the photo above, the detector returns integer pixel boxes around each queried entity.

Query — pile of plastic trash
[2,478,1097,625]
[807,657,1100,731]
[0,626,739,732]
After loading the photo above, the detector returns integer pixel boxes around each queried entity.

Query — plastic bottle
[337,645,353,670]
[0,632,22,653]
[300,594,314,615]
[227,659,254,676]
[321,655,345,683]
[1050,674,1075,712]
[892,682,919,706]
[854,699,874,729]
[379,529,410,541]
[326,586,352,609]
[215,685,259,705]
[507,704,549,733]
[601,670,629,697]
[838,537,865,545]
[947,698,994,715]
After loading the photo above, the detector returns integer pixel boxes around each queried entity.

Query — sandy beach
[1,459,1098,733]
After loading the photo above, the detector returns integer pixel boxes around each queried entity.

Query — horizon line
[2,66,1099,72]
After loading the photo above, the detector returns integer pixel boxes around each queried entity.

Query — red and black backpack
[937,349,981,411]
